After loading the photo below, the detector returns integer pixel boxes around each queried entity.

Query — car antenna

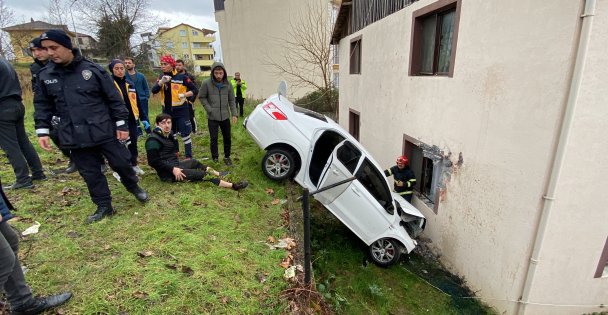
[278,81,288,100]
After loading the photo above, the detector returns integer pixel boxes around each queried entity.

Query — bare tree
[46,0,69,25]
[265,0,336,113]
[0,0,15,58]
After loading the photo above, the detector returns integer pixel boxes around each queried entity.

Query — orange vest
[114,80,139,119]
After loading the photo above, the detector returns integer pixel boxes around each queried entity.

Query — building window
[192,30,199,36]
[179,30,186,37]
[349,36,361,74]
[78,38,84,45]
[403,135,442,213]
[167,41,174,48]
[193,42,203,48]
[348,109,360,141]
[182,42,188,48]
[595,236,608,278]
[409,0,461,77]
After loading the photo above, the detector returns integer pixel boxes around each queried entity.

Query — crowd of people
[0,28,250,313]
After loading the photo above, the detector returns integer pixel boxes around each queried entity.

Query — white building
[331,0,608,314]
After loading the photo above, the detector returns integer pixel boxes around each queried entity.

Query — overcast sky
[4,0,223,58]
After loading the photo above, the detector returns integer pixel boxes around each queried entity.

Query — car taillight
[262,102,287,120]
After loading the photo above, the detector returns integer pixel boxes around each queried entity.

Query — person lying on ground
[145,113,248,190]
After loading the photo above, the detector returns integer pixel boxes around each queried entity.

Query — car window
[309,130,345,186]
[355,158,393,212]
[336,141,361,174]
[294,105,327,122]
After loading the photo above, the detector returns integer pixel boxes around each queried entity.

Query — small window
[337,141,361,174]
[192,30,199,36]
[167,41,174,48]
[403,136,441,212]
[595,237,608,278]
[182,42,188,48]
[349,109,360,141]
[349,37,361,74]
[193,42,203,48]
[78,38,84,45]
[179,30,186,37]
[410,0,461,77]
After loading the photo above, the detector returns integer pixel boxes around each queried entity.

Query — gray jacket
[198,62,237,121]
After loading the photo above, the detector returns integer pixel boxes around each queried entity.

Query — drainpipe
[517,1,596,314]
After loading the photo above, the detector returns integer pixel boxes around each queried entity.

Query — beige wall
[337,0,607,314]
[215,0,327,100]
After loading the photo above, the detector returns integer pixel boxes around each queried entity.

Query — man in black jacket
[0,57,45,190]
[34,29,149,223]
[28,37,75,174]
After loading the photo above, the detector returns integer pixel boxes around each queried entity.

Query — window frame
[595,236,608,278]
[349,35,362,75]
[403,133,441,213]
[349,108,360,141]
[179,30,187,37]
[182,42,188,48]
[409,0,461,77]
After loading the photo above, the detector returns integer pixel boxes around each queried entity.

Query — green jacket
[230,78,247,98]
[198,62,237,121]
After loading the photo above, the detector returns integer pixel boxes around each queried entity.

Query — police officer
[34,29,149,224]
[384,155,417,203]
[29,37,75,174]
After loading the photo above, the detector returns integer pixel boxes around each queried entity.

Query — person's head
[160,55,176,73]
[29,38,49,62]
[175,59,185,73]
[155,113,173,134]
[40,29,74,65]
[109,59,125,78]
[124,57,135,71]
[234,72,240,80]
[213,66,225,82]
[396,155,409,169]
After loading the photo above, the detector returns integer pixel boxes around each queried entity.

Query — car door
[314,140,391,244]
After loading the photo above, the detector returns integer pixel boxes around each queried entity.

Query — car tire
[368,238,402,267]
[262,149,296,181]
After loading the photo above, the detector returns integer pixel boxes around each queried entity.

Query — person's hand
[142,120,150,130]
[173,167,186,181]
[116,130,129,141]
[178,93,186,100]
[236,81,241,86]
[395,180,404,187]
[232,116,238,124]
[159,75,171,84]
[38,136,53,151]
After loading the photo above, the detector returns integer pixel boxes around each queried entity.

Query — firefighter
[384,155,416,203]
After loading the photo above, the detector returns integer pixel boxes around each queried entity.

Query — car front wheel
[262,149,295,181]
[368,238,402,267]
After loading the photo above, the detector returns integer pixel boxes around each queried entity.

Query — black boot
[65,160,77,174]
[86,206,115,224]
[11,292,72,315]
[232,181,248,191]
[127,185,149,202]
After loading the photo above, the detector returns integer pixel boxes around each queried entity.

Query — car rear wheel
[262,149,295,181]
[368,238,402,267]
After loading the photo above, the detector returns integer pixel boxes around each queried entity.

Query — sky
[3,0,223,59]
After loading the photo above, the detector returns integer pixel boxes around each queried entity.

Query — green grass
[1,93,494,314]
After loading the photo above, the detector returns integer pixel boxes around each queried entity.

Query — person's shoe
[11,292,72,315]
[86,206,115,224]
[65,160,77,174]
[212,157,219,163]
[127,186,149,202]
[3,181,34,190]
[31,174,47,181]
[224,157,233,166]
[132,166,145,176]
[219,171,230,178]
[232,181,248,191]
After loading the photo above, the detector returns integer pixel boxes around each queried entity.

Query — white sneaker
[112,172,121,182]
[132,166,145,176]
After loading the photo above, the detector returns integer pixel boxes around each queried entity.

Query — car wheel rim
[371,239,395,263]
[265,153,290,178]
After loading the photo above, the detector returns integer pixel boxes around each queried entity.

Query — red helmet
[396,155,409,165]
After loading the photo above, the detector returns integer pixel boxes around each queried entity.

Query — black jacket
[145,128,180,181]
[384,165,416,194]
[0,57,22,105]
[29,59,47,96]
[34,52,129,149]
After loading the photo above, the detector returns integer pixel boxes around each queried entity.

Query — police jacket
[34,52,129,149]
[145,128,180,181]
[29,59,47,96]
[384,165,416,196]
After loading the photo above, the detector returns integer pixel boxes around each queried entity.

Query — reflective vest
[113,80,139,119]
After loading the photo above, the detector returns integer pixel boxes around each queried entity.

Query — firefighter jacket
[34,52,130,149]
[384,165,417,196]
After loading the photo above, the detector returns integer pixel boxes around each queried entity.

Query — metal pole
[69,0,82,55]
[303,188,311,285]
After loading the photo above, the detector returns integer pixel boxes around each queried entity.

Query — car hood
[392,192,425,219]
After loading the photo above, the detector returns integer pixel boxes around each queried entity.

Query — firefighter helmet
[396,155,409,165]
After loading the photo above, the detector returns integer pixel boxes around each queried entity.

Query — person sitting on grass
[145,113,248,190]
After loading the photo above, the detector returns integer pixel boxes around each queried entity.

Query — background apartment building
[332,0,607,314]
[214,0,331,100]
[154,23,216,75]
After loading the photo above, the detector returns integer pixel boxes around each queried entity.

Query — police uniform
[384,165,417,203]
[34,52,143,209]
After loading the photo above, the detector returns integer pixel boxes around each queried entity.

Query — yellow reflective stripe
[408,179,417,182]
[399,191,413,195]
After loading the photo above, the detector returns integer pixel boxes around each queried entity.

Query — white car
[244,89,426,267]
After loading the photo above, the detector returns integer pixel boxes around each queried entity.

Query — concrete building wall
[215,0,328,100]
[336,0,607,314]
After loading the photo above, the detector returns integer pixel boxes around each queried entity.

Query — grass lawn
[1,89,494,314]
